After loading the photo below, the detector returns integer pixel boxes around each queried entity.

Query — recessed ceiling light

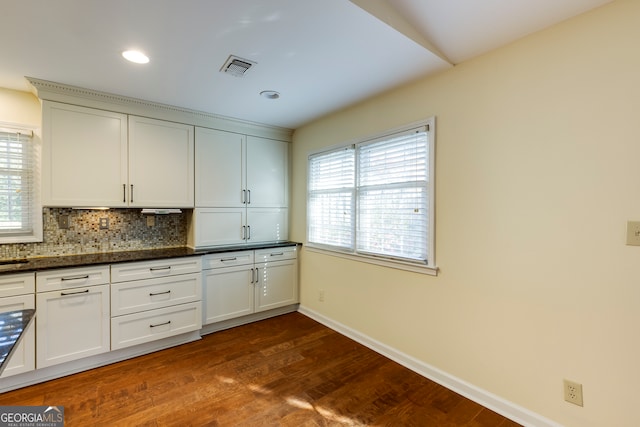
[122,50,149,64]
[260,90,280,100]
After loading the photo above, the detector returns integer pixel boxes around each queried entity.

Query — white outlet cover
[626,221,640,246]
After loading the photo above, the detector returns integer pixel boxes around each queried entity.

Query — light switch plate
[626,221,640,246]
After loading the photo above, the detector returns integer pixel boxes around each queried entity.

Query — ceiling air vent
[220,55,256,77]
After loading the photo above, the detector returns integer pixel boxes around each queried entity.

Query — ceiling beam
[349,0,453,65]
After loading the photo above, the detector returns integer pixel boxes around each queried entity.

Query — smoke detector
[220,55,256,77]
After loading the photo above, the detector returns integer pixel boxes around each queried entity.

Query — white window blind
[357,130,428,261]
[307,119,435,269]
[308,146,355,249]
[0,130,36,237]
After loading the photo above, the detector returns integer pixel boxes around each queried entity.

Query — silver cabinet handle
[149,290,171,296]
[247,189,251,204]
[130,184,134,203]
[61,289,89,296]
[242,189,246,204]
[150,266,171,271]
[250,268,259,284]
[242,226,246,240]
[270,252,284,257]
[61,275,89,281]
[150,320,171,328]
[221,257,237,262]
[123,184,126,203]
[247,225,251,240]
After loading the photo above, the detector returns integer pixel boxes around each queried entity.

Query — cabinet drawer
[0,272,35,298]
[255,246,297,263]
[36,266,110,292]
[202,251,254,270]
[111,273,201,316]
[111,302,202,350]
[111,257,202,283]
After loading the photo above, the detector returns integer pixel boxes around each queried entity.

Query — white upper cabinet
[195,127,288,208]
[42,102,128,207]
[195,127,244,207]
[192,127,289,247]
[246,135,288,208]
[128,116,194,208]
[42,102,195,208]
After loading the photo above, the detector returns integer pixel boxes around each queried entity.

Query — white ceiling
[2,0,612,129]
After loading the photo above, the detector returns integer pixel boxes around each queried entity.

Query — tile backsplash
[0,208,188,260]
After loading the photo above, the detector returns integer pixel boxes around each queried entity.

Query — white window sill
[305,245,438,276]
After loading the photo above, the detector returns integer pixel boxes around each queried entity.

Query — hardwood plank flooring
[0,312,521,426]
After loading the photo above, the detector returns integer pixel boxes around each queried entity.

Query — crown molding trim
[26,77,293,141]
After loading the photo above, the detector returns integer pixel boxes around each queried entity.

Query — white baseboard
[298,305,562,427]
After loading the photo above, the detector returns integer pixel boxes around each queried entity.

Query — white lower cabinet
[36,266,110,368]
[110,257,202,350]
[0,273,36,378]
[254,250,299,312]
[202,246,298,325]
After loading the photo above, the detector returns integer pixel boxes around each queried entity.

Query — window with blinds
[0,129,41,242]
[307,119,435,269]
[308,146,355,249]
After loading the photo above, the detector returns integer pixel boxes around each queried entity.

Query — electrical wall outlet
[563,379,584,406]
[626,221,640,245]
[99,217,109,230]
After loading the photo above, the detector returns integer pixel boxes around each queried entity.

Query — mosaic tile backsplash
[0,208,188,260]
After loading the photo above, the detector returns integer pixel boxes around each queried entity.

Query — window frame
[306,118,437,275]
[0,124,42,244]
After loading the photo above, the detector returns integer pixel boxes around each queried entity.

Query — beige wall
[0,87,40,126]
[291,1,640,426]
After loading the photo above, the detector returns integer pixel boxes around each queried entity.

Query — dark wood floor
[0,312,521,426]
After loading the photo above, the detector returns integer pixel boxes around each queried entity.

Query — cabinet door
[191,208,246,247]
[129,116,194,207]
[36,284,110,368]
[42,101,128,207]
[202,265,254,324]
[254,258,298,313]
[0,294,35,378]
[195,127,244,207]
[246,136,288,207]
[246,208,288,243]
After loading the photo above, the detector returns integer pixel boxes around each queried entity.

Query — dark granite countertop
[0,242,300,275]
[0,309,35,375]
